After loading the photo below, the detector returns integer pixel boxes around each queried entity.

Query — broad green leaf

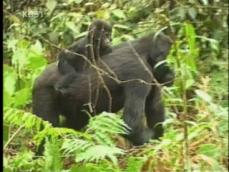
[95,10,110,19]
[197,144,221,159]
[27,53,47,69]
[14,88,31,108]
[210,40,219,52]
[66,21,76,33]
[4,65,17,96]
[30,40,43,54]
[112,9,126,19]
[185,79,194,89]
[46,0,57,13]
[3,90,14,107]
[125,157,146,172]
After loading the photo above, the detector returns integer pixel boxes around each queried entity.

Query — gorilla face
[88,20,112,56]
[153,63,175,86]
[150,33,173,62]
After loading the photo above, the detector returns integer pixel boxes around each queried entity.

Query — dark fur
[32,33,174,146]
[57,19,112,73]
[55,20,112,93]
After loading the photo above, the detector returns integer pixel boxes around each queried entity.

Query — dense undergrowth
[3,0,228,171]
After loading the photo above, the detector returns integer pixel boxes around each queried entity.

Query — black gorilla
[56,20,112,91]
[32,33,174,145]
[58,19,112,73]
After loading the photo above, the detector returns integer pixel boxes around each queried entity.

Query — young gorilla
[32,33,174,146]
[56,19,112,91]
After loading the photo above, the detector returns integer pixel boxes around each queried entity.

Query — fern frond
[75,145,124,166]
[34,127,83,145]
[4,107,51,130]
[62,137,124,165]
[62,138,93,155]
[43,137,63,172]
[87,112,130,135]
[124,157,146,172]
[86,112,129,145]
[61,113,127,166]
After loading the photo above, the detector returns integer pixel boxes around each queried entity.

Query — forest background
[3,0,228,171]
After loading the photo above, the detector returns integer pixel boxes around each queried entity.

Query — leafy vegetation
[3,0,228,171]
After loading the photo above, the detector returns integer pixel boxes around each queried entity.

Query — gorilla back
[32,33,174,145]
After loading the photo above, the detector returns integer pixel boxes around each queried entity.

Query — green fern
[124,157,146,172]
[4,107,51,131]
[62,112,127,166]
[62,136,124,166]
[4,151,43,171]
[75,145,123,165]
[43,137,63,172]
[86,112,130,145]
[34,127,81,145]
[62,138,93,155]
[69,162,120,172]
[87,112,129,134]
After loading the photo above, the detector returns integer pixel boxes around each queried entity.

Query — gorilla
[32,32,174,146]
[58,19,112,73]
[56,20,112,90]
